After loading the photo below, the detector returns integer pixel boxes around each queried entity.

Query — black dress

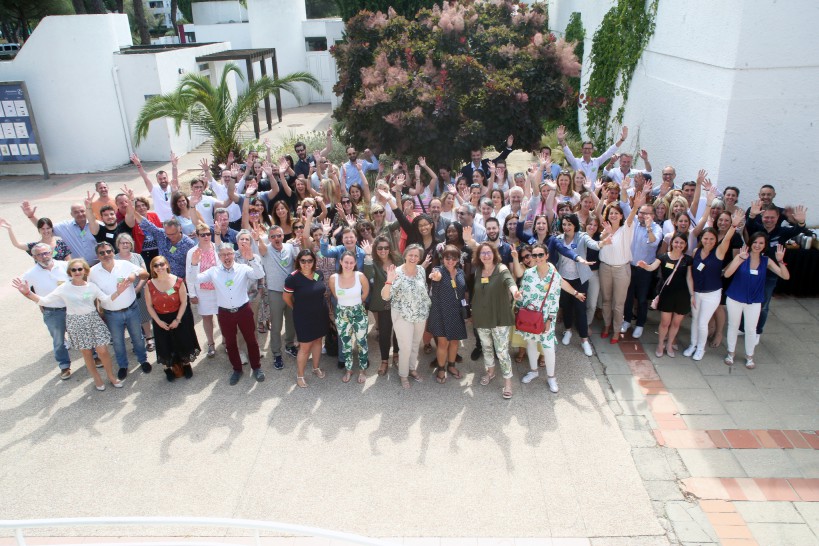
[147,278,200,366]
[284,270,330,342]
[657,253,693,315]
[427,267,468,340]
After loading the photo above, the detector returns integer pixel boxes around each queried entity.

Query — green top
[362,255,402,312]
[470,264,516,328]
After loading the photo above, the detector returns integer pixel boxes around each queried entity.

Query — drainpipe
[111,65,134,156]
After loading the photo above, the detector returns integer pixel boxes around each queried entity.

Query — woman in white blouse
[13,258,130,391]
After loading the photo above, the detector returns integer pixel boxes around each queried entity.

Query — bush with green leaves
[331,0,580,168]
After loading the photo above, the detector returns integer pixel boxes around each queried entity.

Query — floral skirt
[66,311,111,350]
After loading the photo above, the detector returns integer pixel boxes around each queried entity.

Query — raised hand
[264,137,271,150]
[121,184,135,202]
[619,126,628,142]
[345,213,356,226]
[191,247,202,266]
[633,190,646,208]
[130,153,142,168]
[170,152,178,167]
[84,191,96,209]
[414,164,421,179]
[21,200,37,218]
[556,125,566,142]
[199,157,209,174]
[418,156,427,168]
[793,205,807,224]
[321,217,332,236]
[487,160,495,174]
[226,150,235,167]
[749,199,762,217]
[506,134,514,148]
[360,240,372,255]
[462,225,473,242]
[421,253,432,269]
[731,208,744,228]
[775,244,786,263]
[262,160,273,178]
[738,244,749,260]
[12,278,31,295]
[0,218,10,230]
[447,184,457,194]
[706,185,718,202]
[394,173,406,187]
[697,169,707,185]
[278,158,288,175]
[702,177,714,193]
[639,149,648,161]
[594,178,604,192]
[510,247,518,261]
[385,264,396,283]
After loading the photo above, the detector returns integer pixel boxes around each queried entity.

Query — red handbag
[515,273,554,335]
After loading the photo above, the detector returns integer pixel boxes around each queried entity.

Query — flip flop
[357,372,366,384]
[480,372,495,386]
[342,370,352,383]
[502,388,512,399]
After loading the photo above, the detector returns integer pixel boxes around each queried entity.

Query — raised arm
[319,127,333,158]
[84,192,100,236]
[0,218,29,251]
[723,245,748,278]
[639,149,652,174]
[690,169,706,217]
[131,153,154,192]
[625,183,646,228]
[170,152,180,191]
[122,186,136,228]
[767,244,790,280]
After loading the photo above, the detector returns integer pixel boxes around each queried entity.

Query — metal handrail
[0,517,398,546]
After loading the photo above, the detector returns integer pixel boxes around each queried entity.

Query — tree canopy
[331,0,580,167]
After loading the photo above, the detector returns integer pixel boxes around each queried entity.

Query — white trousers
[726,297,760,357]
[690,290,721,351]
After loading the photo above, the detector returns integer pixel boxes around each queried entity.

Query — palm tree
[133,62,321,169]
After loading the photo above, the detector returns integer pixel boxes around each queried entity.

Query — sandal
[514,347,525,363]
[312,367,325,379]
[480,371,496,386]
[392,353,399,366]
[296,376,308,388]
[409,370,423,382]
[145,337,155,352]
[400,377,411,389]
[257,323,266,334]
[378,360,388,376]
[502,387,513,399]
[435,367,447,384]
[447,363,462,379]
[423,343,433,354]
[342,370,353,383]
[357,371,367,384]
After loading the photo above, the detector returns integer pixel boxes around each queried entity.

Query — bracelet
[384,282,392,285]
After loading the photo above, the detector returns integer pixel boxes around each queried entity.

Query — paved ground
[0,105,817,546]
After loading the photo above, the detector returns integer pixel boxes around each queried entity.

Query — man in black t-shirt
[85,189,134,244]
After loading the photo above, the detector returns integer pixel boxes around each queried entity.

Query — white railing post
[14,527,26,546]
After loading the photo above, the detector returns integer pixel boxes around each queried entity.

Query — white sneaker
[693,349,705,361]
[521,371,539,384]
[562,331,572,345]
[620,321,631,334]
[683,345,696,358]
[581,340,593,357]
[546,376,559,393]
[632,326,644,339]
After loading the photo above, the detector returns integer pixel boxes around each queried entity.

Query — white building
[146,0,184,29]
[548,0,819,223]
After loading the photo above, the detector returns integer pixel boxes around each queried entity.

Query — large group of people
[5,124,814,395]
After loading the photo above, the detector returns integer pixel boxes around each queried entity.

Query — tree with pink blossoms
[331,0,580,167]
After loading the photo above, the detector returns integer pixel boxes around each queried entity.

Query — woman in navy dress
[284,248,330,388]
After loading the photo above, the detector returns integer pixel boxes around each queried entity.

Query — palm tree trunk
[71,0,87,14]
[170,0,178,34]
[133,0,151,45]
[87,0,107,13]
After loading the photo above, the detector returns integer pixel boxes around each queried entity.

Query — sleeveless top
[725,256,768,304]
[692,248,724,293]
[148,277,184,314]
[334,272,363,307]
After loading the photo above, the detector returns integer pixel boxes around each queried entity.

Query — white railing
[0,517,398,546]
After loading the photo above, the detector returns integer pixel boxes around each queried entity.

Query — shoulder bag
[515,268,555,334]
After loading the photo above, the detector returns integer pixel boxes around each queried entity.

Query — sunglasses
[294,225,304,230]
[97,249,114,255]
[154,262,168,268]
[299,258,315,264]
[532,252,546,258]
[198,232,210,237]
[376,246,390,251]
[69,267,85,272]
[373,210,385,215]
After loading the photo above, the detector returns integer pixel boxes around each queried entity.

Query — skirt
[66,311,111,350]
[194,288,218,316]
[153,305,201,366]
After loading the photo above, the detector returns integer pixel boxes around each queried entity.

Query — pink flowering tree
[331,0,580,167]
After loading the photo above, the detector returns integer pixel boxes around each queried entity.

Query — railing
[0,517,398,546]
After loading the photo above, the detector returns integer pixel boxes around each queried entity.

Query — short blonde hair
[66,258,90,280]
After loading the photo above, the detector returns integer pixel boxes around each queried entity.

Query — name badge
[337,289,346,296]
[204,203,211,208]
[52,249,58,257]
[57,281,65,286]
[481,277,489,284]
[280,259,288,267]
[170,246,177,254]
[82,292,92,300]
[225,279,235,287]
[665,262,674,269]
[166,288,176,295]
[750,269,759,276]
[451,279,457,288]
[697,262,705,271]
[313,273,319,281]
[117,277,125,283]
[106,232,114,239]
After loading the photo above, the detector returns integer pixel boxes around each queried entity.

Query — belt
[41,306,65,312]
[104,301,137,313]
[218,302,249,314]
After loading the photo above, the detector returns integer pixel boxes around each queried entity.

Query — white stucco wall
[549,0,819,224]
[0,14,134,175]
[193,23,252,49]
[192,1,248,24]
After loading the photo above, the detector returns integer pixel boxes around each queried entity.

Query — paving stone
[607,375,646,401]
[631,448,677,481]
[759,388,819,416]
[723,401,784,429]
[622,427,662,448]
[732,449,804,478]
[655,366,710,389]
[677,449,746,478]
[795,502,819,536]
[787,449,819,479]
[669,389,726,415]
[680,415,737,430]
[746,522,819,545]
[644,480,685,501]
[734,501,805,523]
[703,375,763,402]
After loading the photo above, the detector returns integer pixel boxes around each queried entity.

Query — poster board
[0,81,49,179]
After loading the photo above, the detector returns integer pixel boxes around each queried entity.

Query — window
[305,37,327,52]
[148,1,163,8]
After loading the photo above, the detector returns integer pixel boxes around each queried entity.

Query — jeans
[623,265,654,327]
[104,302,147,369]
[755,274,779,334]
[42,307,70,370]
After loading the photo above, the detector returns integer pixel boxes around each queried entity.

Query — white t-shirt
[151,185,174,222]
[195,195,220,226]
[23,261,70,307]
[89,260,142,310]
[37,282,113,315]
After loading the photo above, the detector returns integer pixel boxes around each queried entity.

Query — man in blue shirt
[341,146,379,190]
[621,203,663,339]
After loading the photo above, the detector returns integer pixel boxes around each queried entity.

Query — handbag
[515,270,555,335]
[650,255,683,310]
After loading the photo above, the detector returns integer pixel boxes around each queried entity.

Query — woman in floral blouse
[517,242,563,394]
[381,244,431,389]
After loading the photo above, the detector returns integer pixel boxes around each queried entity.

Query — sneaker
[164,368,175,382]
[117,367,127,380]
[581,340,593,357]
[693,349,705,361]
[521,371,539,384]
[620,321,631,334]
[206,344,216,358]
[273,355,284,370]
[470,347,482,361]
[254,369,266,382]
[60,369,71,380]
[744,358,756,370]
[546,376,559,393]
[561,331,572,345]
[140,361,152,373]
[229,370,243,385]
[632,326,644,339]
[321,345,327,354]
[724,354,734,366]
[683,345,696,358]
[284,345,298,358]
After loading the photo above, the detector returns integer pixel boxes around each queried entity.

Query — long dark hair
[372,234,401,267]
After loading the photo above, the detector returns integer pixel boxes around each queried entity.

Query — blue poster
[0,83,39,163]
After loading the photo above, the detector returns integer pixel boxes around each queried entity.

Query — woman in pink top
[186,222,219,358]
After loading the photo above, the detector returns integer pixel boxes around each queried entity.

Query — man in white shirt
[457,204,486,242]
[194,241,265,385]
[131,152,179,222]
[496,186,526,227]
[89,241,150,380]
[603,151,653,186]
[558,124,627,183]
[22,243,72,378]
[260,225,299,369]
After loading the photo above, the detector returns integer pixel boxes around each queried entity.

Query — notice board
[0,81,48,178]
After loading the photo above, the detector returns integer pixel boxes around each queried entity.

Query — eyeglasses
[376,246,390,251]
[34,251,52,257]
[479,251,493,257]
[341,200,351,204]
[69,267,85,272]
[299,258,315,264]
[154,263,168,268]
[97,249,113,256]
[198,233,210,237]
[270,234,284,239]
[532,252,546,258]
